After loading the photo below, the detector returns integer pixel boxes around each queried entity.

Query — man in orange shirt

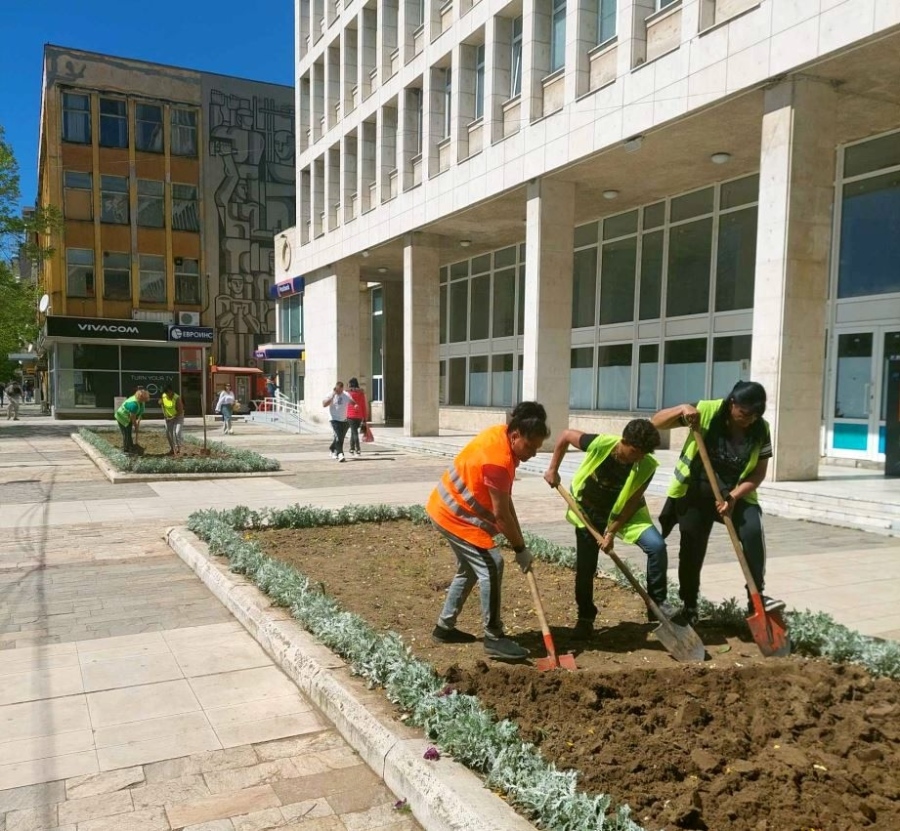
[427,401,550,661]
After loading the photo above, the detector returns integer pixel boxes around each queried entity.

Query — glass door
[829,328,900,460]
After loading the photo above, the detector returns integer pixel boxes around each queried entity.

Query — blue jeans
[435,524,505,639]
[575,524,669,622]
[220,404,233,431]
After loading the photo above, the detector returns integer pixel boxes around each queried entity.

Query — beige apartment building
[274,0,900,479]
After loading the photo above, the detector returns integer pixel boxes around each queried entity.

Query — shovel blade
[534,653,578,672]
[747,608,791,657]
[652,618,707,663]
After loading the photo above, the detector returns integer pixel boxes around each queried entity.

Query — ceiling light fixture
[710,152,732,164]
[377,266,388,274]
[602,189,620,200]
[459,239,472,248]
[361,249,370,258]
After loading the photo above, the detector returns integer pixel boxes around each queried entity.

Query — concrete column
[566,0,594,103]
[485,15,507,145]
[521,1,548,123]
[751,78,837,481]
[403,235,441,435]
[522,179,576,443]
[383,280,405,424]
[303,262,362,420]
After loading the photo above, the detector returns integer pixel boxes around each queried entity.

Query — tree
[0,125,60,381]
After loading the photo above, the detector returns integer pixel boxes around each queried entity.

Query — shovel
[690,428,790,658]
[524,568,578,671]
[556,485,706,663]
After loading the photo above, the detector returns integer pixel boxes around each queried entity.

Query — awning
[210,366,264,374]
[254,345,305,360]
[7,353,38,362]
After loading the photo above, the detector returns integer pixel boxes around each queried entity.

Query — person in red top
[346,377,368,456]
[426,401,550,661]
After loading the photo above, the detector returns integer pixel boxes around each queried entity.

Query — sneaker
[647,600,678,623]
[749,595,786,615]
[484,637,529,661]
[337,453,346,462]
[675,605,699,627]
[330,451,337,459]
[432,625,478,644]
[573,618,594,639]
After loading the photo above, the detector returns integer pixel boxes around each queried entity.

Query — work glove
[515,546,533,574]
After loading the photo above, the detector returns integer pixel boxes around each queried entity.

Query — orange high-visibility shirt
[426,424,516,548]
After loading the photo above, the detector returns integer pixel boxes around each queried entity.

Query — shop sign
[167,325,214,344]
[46,316,168,341]
[122,371,180,400]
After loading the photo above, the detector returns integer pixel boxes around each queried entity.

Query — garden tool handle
[525,570,557,658]
[690,428,761,595]
[556,485,660,614]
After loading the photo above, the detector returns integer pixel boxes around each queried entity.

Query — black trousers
[348,418,363,452]
[329,420,349,454]
[675,487,766,608]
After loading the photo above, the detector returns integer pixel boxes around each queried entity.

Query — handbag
[363,424,374,443]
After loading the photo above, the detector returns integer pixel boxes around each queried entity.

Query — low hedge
[186,503,900,831]
[78,427,280,475]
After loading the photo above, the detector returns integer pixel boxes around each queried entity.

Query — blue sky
[1,0,294,210]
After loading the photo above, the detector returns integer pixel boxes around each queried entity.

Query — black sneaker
[573,618,594,639]
[484,637,529,661]
[675,605,699,627]
[431,625,478,644]
[647,600,678,623]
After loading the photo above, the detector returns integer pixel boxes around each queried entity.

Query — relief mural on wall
[207,87,295,366]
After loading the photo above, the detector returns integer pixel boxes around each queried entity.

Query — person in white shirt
[215,384,239,434]
[322,381,353,462]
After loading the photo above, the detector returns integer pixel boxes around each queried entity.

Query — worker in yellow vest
[426,401,550,661]
[160,385,185,456]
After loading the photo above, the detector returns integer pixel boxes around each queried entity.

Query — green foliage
[78,427,280,474]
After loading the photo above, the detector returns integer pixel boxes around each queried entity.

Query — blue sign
[167,325,214,344]
[269,276,305,300]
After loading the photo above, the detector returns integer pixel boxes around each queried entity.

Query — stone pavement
[1,412,900,829]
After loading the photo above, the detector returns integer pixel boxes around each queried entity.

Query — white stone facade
[279,0,900,479]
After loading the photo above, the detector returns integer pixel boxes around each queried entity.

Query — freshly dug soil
[252,520,900,831]
[95,428,227,459]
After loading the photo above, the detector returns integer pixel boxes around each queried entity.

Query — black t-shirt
[577,434,633,529]
[695,420,772,490]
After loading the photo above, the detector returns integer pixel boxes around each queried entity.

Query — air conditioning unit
[177,311,201,326]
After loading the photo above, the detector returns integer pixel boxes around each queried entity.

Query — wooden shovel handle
[690,428,761,595]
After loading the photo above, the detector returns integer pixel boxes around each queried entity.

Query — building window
[137,180,165,228]
[597,344,632,409]
[474,44,486,120]
[63,171,92,221]
[371,287,384,402]
[99,98,128,148]
[171,108,197,156]
[139,255,167,303]
[598,0,616,44]
[442,69,452,139]
[551,0,566,73]
[279,294,304,343]
[468,355,489,405]
[663,337,707,407]
[175,258,201,305]
[62,92,91,144]
[470,273,491,340]
[510,16,523,97]
[172,184,200,232]
[492,266,516,337]
[637,343,659,410]
[66,248,94,297]
[572,248,597,328]
[666,216,713,317]
[413,88,424,155]
[638,229,663,320]
[448,356,466,405]
[658,0,679,8]
[102,252,132,301]
[599,233,638,325]
[491,353,514,407]
[570,347,594,409]
[712,335,751,399]
[100,175,129,224]
[135,103,163,152]
[716,206,757,311]
[449,275,468,342]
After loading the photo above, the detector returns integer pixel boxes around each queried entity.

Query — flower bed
[188,504,900,831]
[78,427,280,475]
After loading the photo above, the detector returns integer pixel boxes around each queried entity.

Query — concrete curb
[71,433,289,483]
[165,526,537,831]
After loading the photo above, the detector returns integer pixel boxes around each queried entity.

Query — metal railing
[246,393,315,434]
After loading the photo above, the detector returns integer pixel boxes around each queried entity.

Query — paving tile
[57,790,133,825]
[87,679,201,728]
[65,765,146,799]
[0,666,84,706]
[130,774,211,810]
[0,780,66,813]
[93,710,211,751]
[76,806,170,831]
[165,785,282,829]
[270,766,377,806]
[341,802,405,831]
[279,798,334,823]
[252,732,344,762]
[203,759,302,795]
[143,747,258,784]
[229,807,285,831]
[172,639,271,678]
[0,695,91,743]
[183,821,235,831]
[188,667,299,711]
[4,804,58,831]
[215,712,327,750]
[77,640,171,665]
[326,783,392,815]
[81,652,183,692]
[0,651,79,679]
[161,623,244,649]
[282,817,345,831]
[97,724,221,771]
[0,750,99,791]
[204,694,313,733]
[0,729,95,766]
